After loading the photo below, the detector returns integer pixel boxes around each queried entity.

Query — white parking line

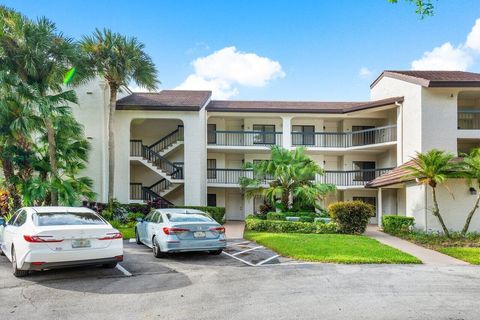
[116,264,132,276]
[231,246,263,256]
[255,254,280,266]
[221,251,256,267]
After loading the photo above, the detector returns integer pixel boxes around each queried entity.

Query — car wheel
[0,247,4,256]
[209,249,223,255]
[135,228,142,245]
[12,247,29,277]
[102,261,118,268]
[152,237,166,258]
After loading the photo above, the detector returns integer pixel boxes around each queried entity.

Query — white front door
[226,192,244,221]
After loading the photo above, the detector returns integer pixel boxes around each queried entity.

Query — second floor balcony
[458,110,480,130]
[291,125,396,148]
[208,130,283,147]
[207,168,393,188]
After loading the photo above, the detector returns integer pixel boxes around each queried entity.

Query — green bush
[127,211,145,222]
[266,211,319,221]
[245,219,338,234]
[267,212,286,220]
[176,206,225,224]
[328,201,374,234]
[382,216,415,234]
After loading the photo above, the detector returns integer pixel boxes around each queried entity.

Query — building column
[282,116,292,148]
[377,188,383,227]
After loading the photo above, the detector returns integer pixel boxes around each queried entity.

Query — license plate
[72,239,91,248]
[193,231,206,238]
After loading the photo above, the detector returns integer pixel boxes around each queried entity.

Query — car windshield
[166,213,213,223]
[34,211,106,226]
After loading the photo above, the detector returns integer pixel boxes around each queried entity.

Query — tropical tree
[387,0,436,18]
[80,28,159,201]
[404,149,458,237]
[239,146,336,211]
[0,6,90,205]
[459,148,480,235]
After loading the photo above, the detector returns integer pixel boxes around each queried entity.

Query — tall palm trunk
[431,187,450,237]
[462,192,480,235]
[107,86,117,201]
[1,157,22,209]
[44,116,58,205]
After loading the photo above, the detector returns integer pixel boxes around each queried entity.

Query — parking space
[223,239,297,266]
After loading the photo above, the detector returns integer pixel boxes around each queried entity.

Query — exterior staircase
[129,126,185,203]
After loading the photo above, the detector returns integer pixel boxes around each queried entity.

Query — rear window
[34,211,106,226]
[166,213,213,223]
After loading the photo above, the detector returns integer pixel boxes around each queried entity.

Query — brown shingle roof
[366,157,463,188]
[206,96,403,114]
[116,90,212,111]
[371,70,480,89]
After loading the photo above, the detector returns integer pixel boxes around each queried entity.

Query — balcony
[206,168,393,187]
[208,131,283,147]
[291,125,396,148]
[458,111,480,130]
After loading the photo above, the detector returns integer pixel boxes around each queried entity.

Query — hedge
[328,201,374,234]
[266,211,321,222]
[245,219,338,234]
[176,206,225,224]
[382,216,415,234]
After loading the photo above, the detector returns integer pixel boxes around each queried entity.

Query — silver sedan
[135,209,226,258]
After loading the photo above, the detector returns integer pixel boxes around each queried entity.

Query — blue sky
[4,0,480,101]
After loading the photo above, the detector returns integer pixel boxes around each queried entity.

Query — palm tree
[240,146,335,211]
[404,149,459,237]
[459,148,480,235]
[80,29,159,201]
[0,6,89,205]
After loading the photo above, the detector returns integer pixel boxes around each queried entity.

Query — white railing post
[282,116,292,148]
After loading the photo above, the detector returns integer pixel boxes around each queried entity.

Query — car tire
[102,262,118,268]
[0,248,4,256]
[209,249,223,255]
[12,247,29,278]
[152,236,167,258]
[135,228,142,245]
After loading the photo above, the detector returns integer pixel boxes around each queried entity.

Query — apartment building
[72,70,480,231]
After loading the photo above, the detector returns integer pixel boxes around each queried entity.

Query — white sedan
[0,207,123,277]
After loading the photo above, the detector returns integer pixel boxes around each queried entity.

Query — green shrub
[109,220,122,229]
[245,219,338,234]
[127,211,145,222]
[176,206,225,224]
[299,216,314,223]
[382,216,415,234]
[328,201,374,234]
[101,209,113,221]
[267,212,286,220]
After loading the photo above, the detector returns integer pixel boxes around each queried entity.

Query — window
[13,210,27,226]
[208,124,217,144]
[207,159,217,179]
[292,125,315,146]
[253,124,276,145]
[144,212,155,222]
[156,213,164,224]
[166,213,213,223]
[33,211,106,226]
[207,194,217,207]
[352,125,375,146]
[7,210,20,225]
[353,161,376,181]
[353,197,377,217]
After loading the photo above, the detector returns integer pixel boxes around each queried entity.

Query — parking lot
[1,240,480,320]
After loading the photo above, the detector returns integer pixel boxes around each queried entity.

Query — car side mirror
[136,217,143,222]
[0,217,5,227]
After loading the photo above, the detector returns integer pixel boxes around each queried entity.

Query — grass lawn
[436,247,480,264]
[118,226,135,239]
[244,232,421,264]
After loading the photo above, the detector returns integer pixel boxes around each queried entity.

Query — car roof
[155,208,205,214]
[23,206,96,214]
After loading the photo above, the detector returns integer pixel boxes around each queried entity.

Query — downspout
[100,80,108,202]
[424,185,428,232]
[395,101,403,163]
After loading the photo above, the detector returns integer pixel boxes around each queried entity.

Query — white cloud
[358,67,372,78]
[411,18,480,71]
[466,18,480,53]
[411,42,473,71]
[176,46,285,99]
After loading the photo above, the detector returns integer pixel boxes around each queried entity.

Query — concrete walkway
[365,226,469,265]
[223,220,245,239]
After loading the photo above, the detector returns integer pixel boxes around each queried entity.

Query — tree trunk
[1,158,22,209]
[107,87,117,201]
[462,193,480,236]
[281,188,290,211]
[44,116,59,206]
[431,187,450,237]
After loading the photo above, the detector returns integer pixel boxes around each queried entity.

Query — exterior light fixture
[469,187,477,195]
